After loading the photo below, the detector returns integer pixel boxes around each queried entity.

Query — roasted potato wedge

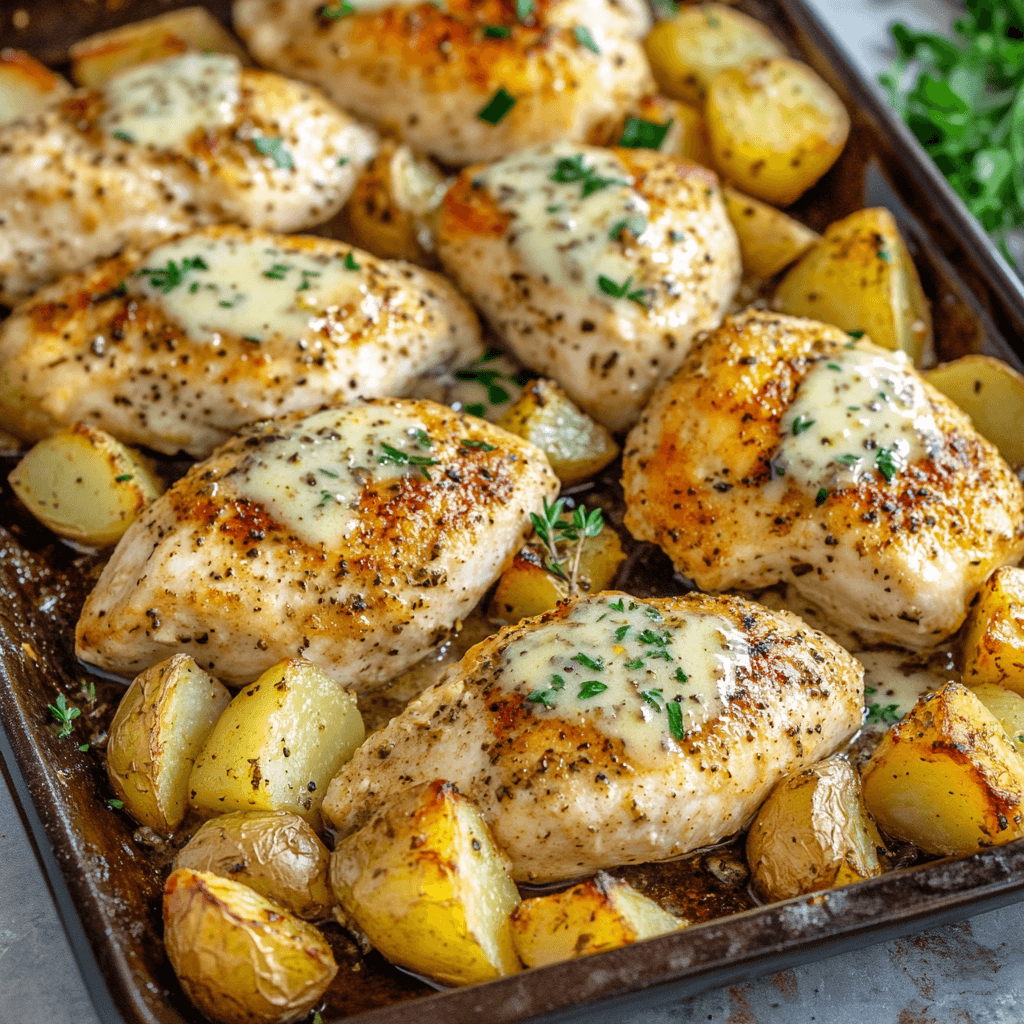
[106,655,232,834]
[705,56,850,206]
[164,868,336,1024]
[345,141,450,266]
[8,423,164,548]
[746,757,884,902]
[329,780,521,986]
[861,682,1024,856]
[925,355,1024,468]
[969,683,1024,754]
[69,7,248,88]
[774,207,934,365]
[722,187,820,279]
[189,660,365,826]
[960,567,1024,693]
[510,872,682,968]
[643,3,786,105]
[0,49,71,125]
[488,531,626,623]
[497,378,619,486]
[175,811,333,920]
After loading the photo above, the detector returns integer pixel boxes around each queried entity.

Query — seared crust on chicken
[76,398,559,688]
[323,590,863,882]
[622,310,1024,648]
[437,147,740,431]
[0,225,480,456]
[232,0,653,166]
[0,54,377,302]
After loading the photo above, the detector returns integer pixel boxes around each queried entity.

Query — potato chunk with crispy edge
[960,567,1024,694]
[329,780,521,986]
[722,187,820,279]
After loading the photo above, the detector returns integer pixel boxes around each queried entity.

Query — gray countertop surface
[6,2,1023,1023]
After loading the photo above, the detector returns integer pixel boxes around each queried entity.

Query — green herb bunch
[529,497,605,602]
[881,1,1024,263]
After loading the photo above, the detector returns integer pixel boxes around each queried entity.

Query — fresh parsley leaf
[608,598,625,611]
[478,87,517,124]
[835,453,861,466]
[609,214,648,241]
[614,625,630,642]
[115,473,133,482]
[637,629,671,647]
[455,350,514,405]
[48,694,80,739]
[108,798,125,810]
[377,441,439,479]
[459,439,496,451]
[625,657,645,670]
[527,688,558,709]
[134,256,208,294]
[319,1,354,16]
[573,652,605,672]
[847,329,866,339]
[79,743,90,752]
[577,680,608,699]
[876,446,900,483]
[791,414,815,435]
[573,25,601,54]
[674,667,688,683]
[598,274,650,306]
[344,252,361,271]
[865,702,901,725]
[642,605,663,622]
[485,25,510,38]
[641,689,664,711]
[253,136,294,170]
[619,116,673,150]
[666,700,685,741]
[816,487,829,506]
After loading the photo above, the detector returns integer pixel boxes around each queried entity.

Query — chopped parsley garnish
[816,487,829,506]
[641,689,664,711]
[865,685,878,696]
[865,702,900,725]
[647,649,673,662]
[573,25,601,54]
[578,680,607,699]
[573,652,604,672]
[642,605,663,621]
[625,657,645,670]
[791,414,815,436]
[413,428,432,449]
[835,453,860,466]
[252,136,294,170]
[459,439,496,451]
[48,694,80,739]
[667,701,685,741]
[609,214,647,241]
[614,625,630,642]
[344,252,361,271]
[877,248,891,262]
[263,263,291,280]
[318,1,354,17]
[107,798,125,810]
[112,129,134,143]
[608,598,625,611]
[527,689,557,709]
[317,490,338,507]
[549,153,628,198]
[455,349,514,406]
[674,667,688,683]
[619,116,673,150]
[827,362,842,371]
[115,473,133,482]
[378,441,439,479]
[637,629,671,647]
[598,274,650,307]
[485,24,510,37]
[847,329,865,339]
[875,447,900,483]
[134,256,208,294]
[478,87,517,125]
[318,468,339,478]
[79,743,90,752]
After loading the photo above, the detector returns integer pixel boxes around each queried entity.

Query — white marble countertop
[7,2,1024,1023]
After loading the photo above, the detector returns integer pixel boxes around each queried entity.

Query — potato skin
[861,682,1024,856]
[175,811,333,920]
[705,56,850,206]
[746,757,884,902]
[164,868,337,1024]
[330,779,521,986]
[106,654,231,834]
[959,567,1024,693]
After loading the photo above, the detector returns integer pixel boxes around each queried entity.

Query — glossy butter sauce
[499,596,750,765]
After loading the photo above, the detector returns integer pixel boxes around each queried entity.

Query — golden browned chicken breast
[323,590,863,882]
[232,0,653,166]
[622,310,1024,649]
[76,398,559,688]
[0,225,480,456]
[436,144,741,432]
[0,52,377,302]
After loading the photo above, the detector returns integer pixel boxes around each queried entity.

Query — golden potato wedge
[345,141,449,266]
[774,207,934,365]
[722,187,820,279]
[0,49,71,125]
[164,868,336,1024]
[189,660,365,826]
[488,531,626,623]
[510,872,682,968]
[8,423,164,548]
[926,355,1024,468]
[497,378,619,486]
[329,780,521,987]
[69,7,248,88]
[969,683,1024,754]
[746,757,884,902]
[107,655,232,834]
[861,682,1024,856]
[175,811,333,920]
[705,56,850,206]
[960,567,1024,693]
[643,3,786,105]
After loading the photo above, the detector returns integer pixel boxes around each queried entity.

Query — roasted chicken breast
[0,225,480,456]
[232,0,653,166]
[622,310,1024,649]
[323,590,863,882]
[0,52,377,302]
[76,398,559,688]
[437,144,740,432]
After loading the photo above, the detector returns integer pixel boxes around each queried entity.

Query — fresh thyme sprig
[528,498,605,600]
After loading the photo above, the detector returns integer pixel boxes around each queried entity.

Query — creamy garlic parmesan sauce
[499,597,750,765]
[127,234,369,345]
[232,406,439,547]
[857,649,958,732]
[772,345,942,496]
[100,52,241,148]
[478,143,652,309]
